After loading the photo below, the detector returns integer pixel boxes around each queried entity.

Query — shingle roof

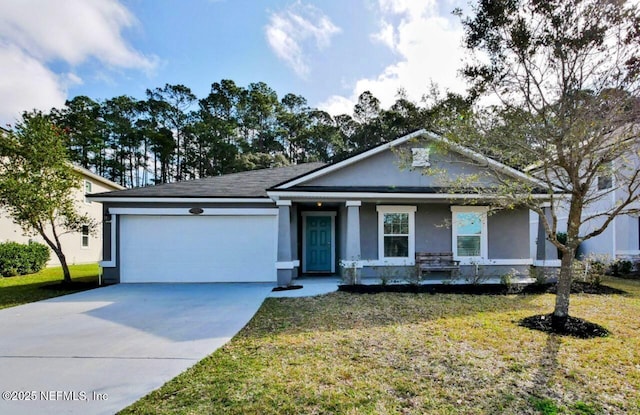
[91,162,326,198]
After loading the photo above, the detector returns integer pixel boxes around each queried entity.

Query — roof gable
[272,130,545,190]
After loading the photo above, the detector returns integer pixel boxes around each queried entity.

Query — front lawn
[122,277,640,415]
[0,263,100,309]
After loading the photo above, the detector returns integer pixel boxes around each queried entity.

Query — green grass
[0,263,100,309]
[121,277,640,415]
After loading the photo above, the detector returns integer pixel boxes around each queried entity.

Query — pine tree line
[49,80,469,188]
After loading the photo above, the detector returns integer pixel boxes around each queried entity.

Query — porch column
[345,201,362,281]
[536,205,559,263]
[346,201,362,259]
[276,200,294,286]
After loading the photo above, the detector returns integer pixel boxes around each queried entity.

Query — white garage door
[119,214,277,283]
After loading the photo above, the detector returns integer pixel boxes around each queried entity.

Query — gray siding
[102,205,112,263]
[415,204,451,252]
[358,203,456,261]
[359,203,378,259]
[488,208,530,259]
[302,145,499,188]
[347,203,529,262]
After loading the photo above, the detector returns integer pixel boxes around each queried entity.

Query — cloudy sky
[0,0,469,125]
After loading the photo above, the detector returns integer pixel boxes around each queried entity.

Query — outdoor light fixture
[189,207,204,215]
[316,202,322,207]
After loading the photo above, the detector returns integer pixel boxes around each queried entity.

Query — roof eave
[86,196,272,203]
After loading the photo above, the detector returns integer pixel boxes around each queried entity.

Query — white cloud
[0,0,156,124]
[318,95,355,117]
[265,3,341,78]
[319,0,467,116]
[0,44,66,125]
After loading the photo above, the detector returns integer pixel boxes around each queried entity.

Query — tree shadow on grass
[487,334,562,414]
[0,275,99,309]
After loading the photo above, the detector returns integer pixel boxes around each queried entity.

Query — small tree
[0,112,94,284]
[446,0,640,329]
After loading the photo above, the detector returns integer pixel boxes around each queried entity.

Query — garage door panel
[120,215,276,283]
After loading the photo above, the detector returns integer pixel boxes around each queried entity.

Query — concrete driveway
[0,283,273,415]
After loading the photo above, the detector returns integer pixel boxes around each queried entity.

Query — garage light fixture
[189,207,204,215]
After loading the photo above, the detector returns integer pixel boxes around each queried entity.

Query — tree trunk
[56,249,72,285]
[39,234,72,285]
[553,246,574,329]
[39,221,72,285]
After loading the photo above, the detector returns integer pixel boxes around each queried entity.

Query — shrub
[465,261,488,284]
[402,264,423,286]
[612,260,633,276]
[0,242,50,277]
[529,265,548,285]
[574,254,610,286]
[620,260,633,275]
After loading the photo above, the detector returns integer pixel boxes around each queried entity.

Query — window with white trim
[84,180,92,204]
[451,206,488,261]
[81,225,90,248]
[377,206,416,264]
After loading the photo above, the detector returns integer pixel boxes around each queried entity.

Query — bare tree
[447,0,640,328]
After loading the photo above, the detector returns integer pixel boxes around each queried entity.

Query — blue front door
[305,215,332,272]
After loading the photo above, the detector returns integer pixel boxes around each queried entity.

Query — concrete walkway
[0,283,273,415]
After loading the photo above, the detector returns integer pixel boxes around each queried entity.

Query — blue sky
[0,0,469,125]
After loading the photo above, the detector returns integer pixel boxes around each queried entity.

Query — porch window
[451,206,488,262]
[377,206,416,264]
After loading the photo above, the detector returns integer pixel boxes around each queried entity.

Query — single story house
[0,165,124,266]
[88,130,557,285]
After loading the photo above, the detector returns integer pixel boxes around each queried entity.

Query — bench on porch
[416,252,460,279]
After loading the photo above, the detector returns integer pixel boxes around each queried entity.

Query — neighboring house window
[377,206,416,264]
[84,180,92,204]
[81,225,90,248]
[451,206,488,262]
[597,163,613,190]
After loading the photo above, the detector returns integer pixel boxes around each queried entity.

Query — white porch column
[276,200,294,286]
[345,201,362,260]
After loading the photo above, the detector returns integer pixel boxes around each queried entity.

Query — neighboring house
[0,165,124,266]
[530,134,640,264]
[89,130,557,285]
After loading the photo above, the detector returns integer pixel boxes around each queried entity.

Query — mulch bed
[547,281,626,295]
[272,285,304,292]
[519,314,610,338]
[338,281,626,296]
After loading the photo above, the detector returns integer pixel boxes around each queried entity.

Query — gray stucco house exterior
[88,130,557,285]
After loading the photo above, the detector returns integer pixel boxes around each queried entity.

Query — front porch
[275,199,552,287]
